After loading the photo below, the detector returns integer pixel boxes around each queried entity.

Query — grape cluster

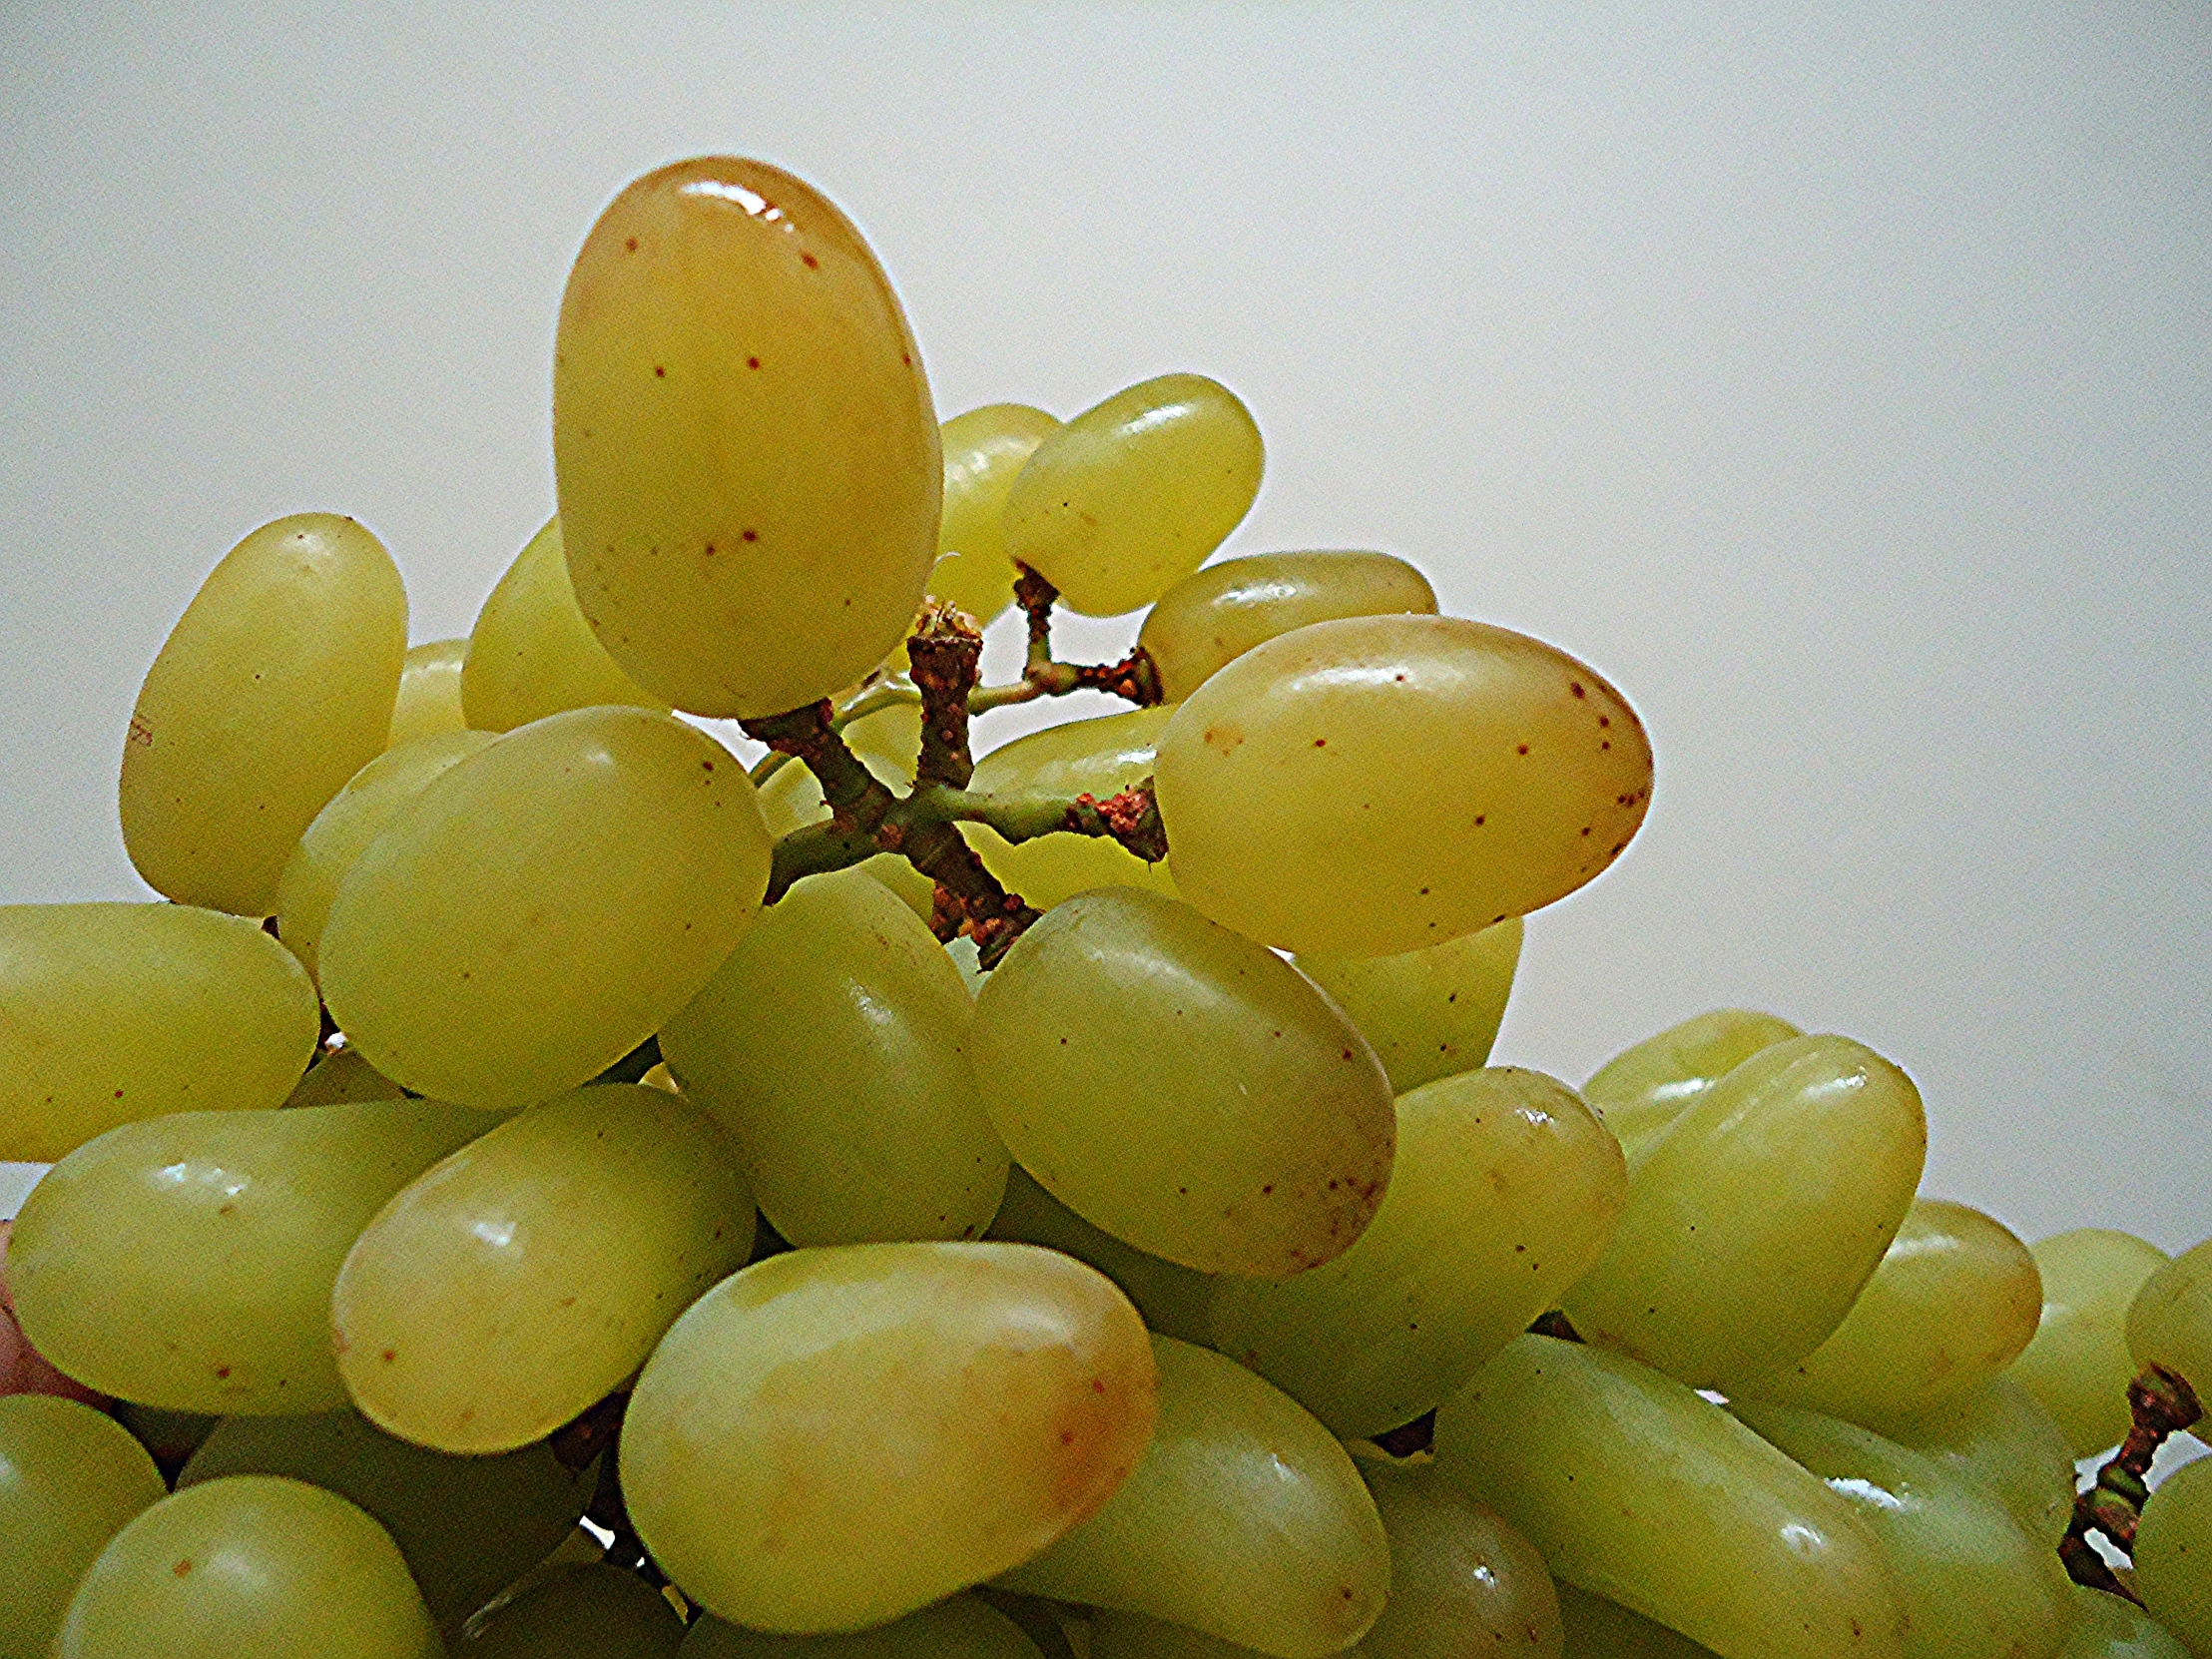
[1,156,2207,1659]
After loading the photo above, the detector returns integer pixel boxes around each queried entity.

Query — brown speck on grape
[1091,1380,1106,1393]
[1598,715,1610,727]
[802,252,819,269]
[1314,737,1327,748]
[747,356,761,368]
[1581,827,1592,836]
[1474,815,1485,826]
[380,1350,396,1363]
[1570,682,1585,698]
[743,529,759,542]
[653,365,666,377]
[703,760,714,771]
[174,1559,193,1576]
[624,237,638,252]
[215,1366,230,1379]
[1516,744,1529,755]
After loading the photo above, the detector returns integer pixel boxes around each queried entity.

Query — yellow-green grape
[1731,1400,2071,1659]
[1579,1009,1804,1154]
[1733,1198,2043,1429]
[760,700,936,919]
[1138,551,1438,704]
[660,866,1007,1246]
[9,1101,488,1413]
[621,1241,1159,1632]
[332,1084,753,1454]
[0,901,318,1160]
[54,1474,440,1658]
[2133,1454,2212,1657]
[2127,1237,2212,1400]
[1560,1034,1927,1392]
[2057,1582,2194,1659]
[282,1045,408,1108]
[1882,1377,2078,1547]
[999,1336,1389,1659]
[1155,616,1653,957]
[963,707,1182,910]
[934,403,1061,625]
[455,1562,685,1657]
[121,513,409,916]
[275,729,499,981]
[460,517,668,731]
[1003,374,1262,618]
[180,1407,593,1627]
[553,157,940,719]
[1554,1584,1719,1658]
[0,1394,168,1659]
[1431,1336,1903,1659]
[1208,1066,1626,1438]
[1089,1611,1250,1659]
[987,1166,1215,1344]
[389,639,468,746]
[2014,1230,2174,1456]
[970,888,1395,1278]
[1355,1461,1564,1658]
[683,1593,1048,1659]
[109,1401,220,1468]
[1293,919,1522,1096]
[319,706,771,1110]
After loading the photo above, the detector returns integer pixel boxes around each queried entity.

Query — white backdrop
[2,3,2207,1248]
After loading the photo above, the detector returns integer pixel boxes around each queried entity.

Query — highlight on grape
[1,154,2206,1659]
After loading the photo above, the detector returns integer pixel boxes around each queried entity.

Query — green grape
[962,706,1182,909]
[1154,615,1653,957]
[1578,1009,1804,1154]
[0,901,318,1161]
[1732,1198,2043,1429]
[986,1166,1215,1344]
[319,706,772,1110]
[970,888,1395,1278]
[2132,1453,2212,1656]
[1089,1613,1256,1659]
[2057,1583,2193,1659]
[282,1044,409,1108]
[181,1407,594,1627]
[275,728,499,980]
[455,1562,685,1656]
[1560,1033,1926,1391]
[934,403,1061,625]
[1208,1066,1627,1438]
[1138,551,1438,704]
[121,513,409,916]
[1730,1399,2071,1659]
[109,1401,221,1468]
[1432,1336,1903,1659]
[1002,374,1262,617]
[2127,1237,2212,1400]
[660,866,1008,1246]
[683,1592,1047,1659]
[1881,1377,2077,1547]
[332,1083,754,1453]
[54,1473,440,1658]
[621,1241,1158,1633]
[760,700,936,919]
[999,1336,1388,1659]
[1354,1461,1564,1657]
[460,516,668,731]
[1553,1583,1719,1657]
[2014,1230,2173,1456]
[8,1100,490,1413]
[0,1394,168,1659]
[1293,918,1522,1096]
[553,157,940,718]
[389,638,468,746]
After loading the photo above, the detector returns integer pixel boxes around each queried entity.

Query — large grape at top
[553,157,940,719]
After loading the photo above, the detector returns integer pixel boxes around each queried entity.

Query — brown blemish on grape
[624,237,638,253]
[1314,737,1327,747]
[802,252,820,269]
[380,1349,396,1364]
[654,365,666,377]
[1516,744,1530,755]
[215,1365,230,1379]
[174,1558,193,1576]
[747,356,761,368]
[1570,682,1586,698]
[743,529,759,541]
[218,1203,235,1215]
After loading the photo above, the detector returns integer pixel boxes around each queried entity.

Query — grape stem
[966,563,1164,713]
[2060,1364,2202,1602]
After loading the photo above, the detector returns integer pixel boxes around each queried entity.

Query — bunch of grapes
[1,157,2207,1659]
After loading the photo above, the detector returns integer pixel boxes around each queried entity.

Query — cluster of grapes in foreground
[1,155,2207,1659]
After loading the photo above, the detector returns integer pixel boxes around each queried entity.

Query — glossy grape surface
[1293,918,1522,1096]
[2014,1229,2173,1455]
[1579,1009,1803,1154]
[986,1166,1216,1345]
[963,706,1182,910]
[1881,1377,2077,1547]
[2126,1236,2212,1400]
[0,1394,167,1659]
[2131,1453,2212,1657]
[389,639,467,746]
[455,1562,686,1657]
[933,403,1060,625]
[1353,1461,1565,1658]
[461,516,667,731]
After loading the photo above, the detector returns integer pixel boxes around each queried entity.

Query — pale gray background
[2,3,2207,1247]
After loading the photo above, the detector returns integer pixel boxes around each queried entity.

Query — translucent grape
[0,901,318,1160]
[1553,1584,1718,1657]
[554,157,940,718]
[660,866,1008,1246]
[319,706,772,1110]
[2014,1229,2173,1455]
[1353,1461,1565,1658]
[1003,374,1262,617]
[2126,1236,2212,1400]
[2131,1453,2212,1656]
[2056,1582,2193,1659]
[997,1336,1389,1659]
[1560,1033,1927,1391]
[389,639,468,746]
[0,1394,168,1659]
[970,888,1395,1277]
[332,1083,754,1453]
[454,1562,686,1657]
[281,1045,408,1108]
[121,513,409,916]
[1578,1009,1803,1154]
[1881,1377,2077,1547]
[54,1473,440,1658]
[621,1241,1158,1632]
[934,403,1061,625]
[682,1593,1047,1659]
[1293,918,1522,1096]
[986,1166,1216,1344]
[1155,615,1653,956]
[1138,551,1437,704]
[1208,1066,1626,1438]
[963,706,1182,909]
[461,516,667,732]
[759,700,935,918]
[0,1222,108,1404]
[8,1100,491,1413]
